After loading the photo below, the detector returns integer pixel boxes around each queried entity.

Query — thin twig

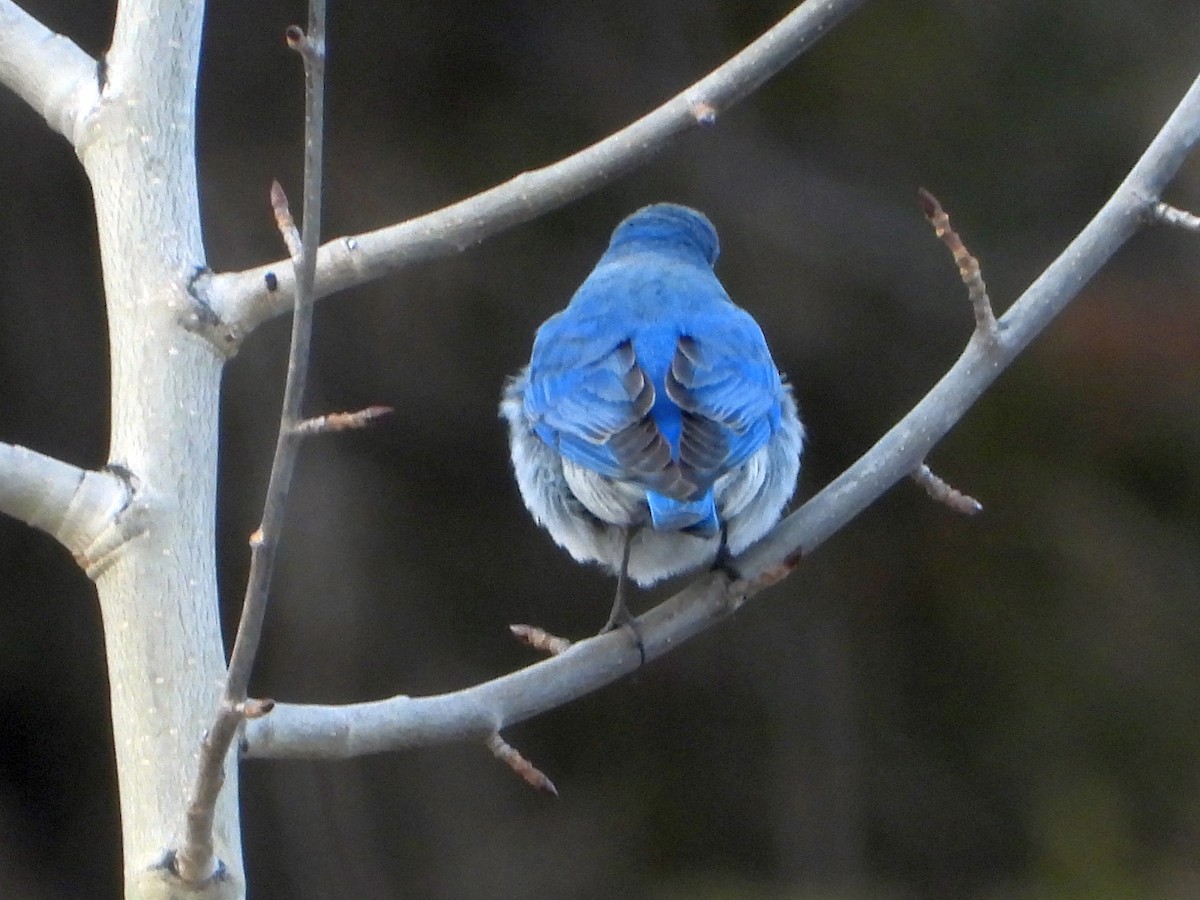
[919,188,999,339]
[911,464,983,516]
[486,733,558,797]
[242,68,1200,764]
[510,624,573,656]
[175,4,326,884]
[206,0,871,336]
[293,405,393,436]
[1153,201,1200,231]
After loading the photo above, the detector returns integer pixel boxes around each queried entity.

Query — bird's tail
[646,490,720,536]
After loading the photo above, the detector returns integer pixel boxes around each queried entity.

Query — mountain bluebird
[501,203,803,633]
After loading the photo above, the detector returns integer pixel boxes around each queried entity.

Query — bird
[501,203,803,635]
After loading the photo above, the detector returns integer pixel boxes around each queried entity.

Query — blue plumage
[502,203,803,628]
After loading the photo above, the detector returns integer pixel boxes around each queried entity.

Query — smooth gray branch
[0,0,99,145]
[243,67,1200,763]
[244,571,760,758]
[205,0,870,339]
[0,442,131,573]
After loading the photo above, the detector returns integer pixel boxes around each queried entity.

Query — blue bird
[501,203,803,633]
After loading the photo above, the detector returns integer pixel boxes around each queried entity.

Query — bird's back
[502,203,803,588]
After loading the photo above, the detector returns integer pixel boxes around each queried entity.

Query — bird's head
[607,203,720,266]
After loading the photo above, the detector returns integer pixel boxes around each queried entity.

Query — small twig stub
[1153,201,1200,232]
[293,405,393,437]
[236,698,276,719]
[912,464,983,516]
[690,100,717,126]
[270,180,302,260]
[509,623,573,656]
[919,188,999,340]
[487,733,559,797]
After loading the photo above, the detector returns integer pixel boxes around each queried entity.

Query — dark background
[3,1,1200,897]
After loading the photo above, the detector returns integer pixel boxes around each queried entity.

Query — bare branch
[224,16,326,702]
[737,67,1200,582]
[0,442,132,570]
[911,464,983,516]
[206,0,870,338]
[243,68,1200,764]
[1153,201,1200,231]
[919,188,998,339]
[242,560,790,760]
[0,0,99,145]
[486,733,558,797]
[243,573,735,758]
[176,4,327,885]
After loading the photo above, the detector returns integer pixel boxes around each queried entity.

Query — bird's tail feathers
[646,490,720,535]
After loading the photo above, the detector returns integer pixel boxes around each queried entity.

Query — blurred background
[3,0,1200,897]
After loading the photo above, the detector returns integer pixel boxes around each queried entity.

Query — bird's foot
[599,597,646,665]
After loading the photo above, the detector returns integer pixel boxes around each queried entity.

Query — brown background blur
[3,1,1200,897]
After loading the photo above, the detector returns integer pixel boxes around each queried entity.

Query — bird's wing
[524,302,783,501]
[523,310,696,500]
[665,308,782,475]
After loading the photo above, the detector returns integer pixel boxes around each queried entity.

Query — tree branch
[243,67,1200,763]
[175,4,327,887]
[0,442,131,571]
[0,0,99,145]
[205,0,870,339]
[243,570,755,759]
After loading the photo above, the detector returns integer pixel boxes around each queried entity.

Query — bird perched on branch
[501,203,803,634]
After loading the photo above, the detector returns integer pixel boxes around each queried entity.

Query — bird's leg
[709,523,741,579]
[601,527,636,632]
[601,528,646,663]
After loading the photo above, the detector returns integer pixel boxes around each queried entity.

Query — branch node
[152,852,233,894]
[510,624,573,656]
[285,25,325,63]
[180,267,242,356]
[486,733,558,796]
[746,548,803,594]
[235,697,276,719]
[690,100,717,126]
[75,463,152,580]
[919,188,1000,342]
[1152,201,1200,232]
[293,405,394,437]
[912,464,983,515]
